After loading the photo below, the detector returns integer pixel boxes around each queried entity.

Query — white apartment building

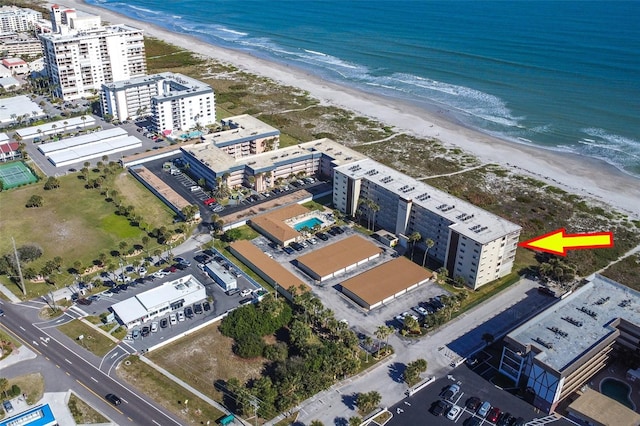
[0,6,41,33]
[101,72,215,132]
[0,34,43,57]
[333,159,521,289]
[39,5,146,100]
[150,73,216,134]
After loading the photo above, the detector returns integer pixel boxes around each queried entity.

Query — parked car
[203,301,211,311]
[477,401,491,417]
[464,417,482,426]
[131,329,141,340]
[203,198,217,206]
[3,400,14,413]
[442,384,460,401]
[316,232,329,241]
[430,400,452,416]
[105,394,122,406]
[497,412,513,426]
[169,314,177,325]
[177,311,185,321]
[331,226,344,234]
[290,242,304,251]
[466,397,481,411]
[307,238,318,245]
[160,318,169,328]
[487,407,501,423]
[194,303,203,314]
[151,322,159,333]
[184,306,194,318]
[226,288,241,296]
[0,309,5,317]
[175,257,191,266]
[239,297,253,305]
[447,405,461,420]
[412,306,429,317]
[141,326,150,337]
[138,266,147,275]
[240,289,252,297]
[283,246,295,255]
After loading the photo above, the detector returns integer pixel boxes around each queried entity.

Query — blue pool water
[600,378,634,409]
[294,217,323,232]
[181,130,203,139]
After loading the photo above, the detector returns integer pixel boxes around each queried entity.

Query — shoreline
[66,0,640,217]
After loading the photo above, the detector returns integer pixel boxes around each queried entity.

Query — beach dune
[66,0,640,217]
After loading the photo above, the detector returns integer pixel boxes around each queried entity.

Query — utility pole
[11,237,26,295]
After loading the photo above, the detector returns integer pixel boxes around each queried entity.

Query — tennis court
[0,162,38,188]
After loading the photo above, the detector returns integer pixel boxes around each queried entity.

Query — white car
[139,266,147,275]
[169,313,177,325]
[447,405,461,420]
[153,271,168,278]
[151,322,158,333]
[177,311,185,321]
[240,289,252,297]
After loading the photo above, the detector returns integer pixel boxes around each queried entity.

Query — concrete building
[15,115,95,139]
[1,57,27,75]
[566,389,640,426]
[39,5,146,100]
[333,159,521,289]
[0,5,41,33]
[204,261,237,292]
[295,235,383,282]
[181,136,365,192]
[0,141,20,162]
[111,274,206,328]
[498,274,640,414]
[203,114,280,158]
[0,403,57,426]
[0,34,44,57]
[341,257,433,310]
[0,95,45,126]
[101,72,216,133]
[249,204,310,247]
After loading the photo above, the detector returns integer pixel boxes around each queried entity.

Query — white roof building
[15,115,95,139]
[111,274,207,327]
[39,5,146,100]
[0,95,45,126]
[0,5,41,33]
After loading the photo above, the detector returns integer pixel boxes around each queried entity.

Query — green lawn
[58,319,118,357]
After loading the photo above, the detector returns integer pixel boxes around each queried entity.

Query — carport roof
[249,204,308,244]
[296,235,383,278]
[229,240,308,291]
[341,257,433,307]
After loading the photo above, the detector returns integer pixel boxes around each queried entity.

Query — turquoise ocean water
[87,0,640,177]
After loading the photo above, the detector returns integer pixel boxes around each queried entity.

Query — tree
[482,332,495,347]
[26,194,43,208]
[44,176,60,190]
[436,266,449,284]
[403,315,421,334]
[309,421,324,426]
[181,204,199,221]
[223,228,243,242]
[356,391,381,415]
[349,416,363,426]
[118,241,128,253]
[422,238,434,267]
[364,336,373,362]
[375,325,393,355]
[453,275,467,288]
[0,378,8,398]
[17,244,43,262]
[404,358,428,386]
[408,231,421,260]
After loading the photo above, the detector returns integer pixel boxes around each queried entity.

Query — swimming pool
[600,378,634,409]
[294,217,324,231]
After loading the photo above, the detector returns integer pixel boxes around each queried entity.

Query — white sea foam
[219,28,248,36]
[128,5,161,15]
[304,49,327,56]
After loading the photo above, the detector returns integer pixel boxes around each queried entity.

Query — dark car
[332,226,344,234]
[316,232,329,241]
[466,397,481,411]
[487,406,501,423]
[194,303,203,314]
[442,384,460,401]
[239,297,254,305]
[290,242,304,251]
[327,228,338,236]
[497,412,513,426]
[3,400,14,413]
[77,298,92,306]
[141,326,150,337]
[185,306,194,318]
[175,263,188,270]
[226,288,241,296]
[117,284,128,292]
[464,417,482,426]
[510,417,526,426]
[160,318,169,328]
[105,393,122,405]
[430,400,452,416]
[538,286,556,296]
[283,246,294,255]
[203,301,211,311]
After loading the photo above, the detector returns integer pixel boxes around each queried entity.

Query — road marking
[110,352,119,359]
[0,323,41,355]
[66,371,70,376]
[19,326,25,331]
[32,340,39,346]
[76,379,123,415]
[128,417,133,422]
[152,420,161,425]
[91,377,98,383]
[65,358,73,364]
[121,397,129,404]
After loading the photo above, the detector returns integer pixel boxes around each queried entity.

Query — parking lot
[386,364,572,426]
[72,247,264,351]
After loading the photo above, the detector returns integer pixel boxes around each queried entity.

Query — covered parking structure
[340,257,433,310]
[295,235,383,282]
[229,239,308,300]
[248,204,309,247]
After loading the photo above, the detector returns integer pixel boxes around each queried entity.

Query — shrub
[9,384,21,397]
[234,333,264,358]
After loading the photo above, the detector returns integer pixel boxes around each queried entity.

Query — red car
[487,406,501,423]
[203,197,217,206]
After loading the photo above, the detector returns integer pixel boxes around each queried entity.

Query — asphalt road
[0,301,184,426]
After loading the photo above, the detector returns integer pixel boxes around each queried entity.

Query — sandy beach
[65,0,640,217]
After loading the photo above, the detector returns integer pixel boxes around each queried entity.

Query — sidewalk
[0,283,22,303]
[0,345,37,370]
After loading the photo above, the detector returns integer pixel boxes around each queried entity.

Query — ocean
[87,0,640,177]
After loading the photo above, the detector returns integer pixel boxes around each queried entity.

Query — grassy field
[147,322,266,404]
[0,166,175,298]
[118,356,225,426]
[8,373,44,405]
[68,393,108,424]
[58,320,118,357]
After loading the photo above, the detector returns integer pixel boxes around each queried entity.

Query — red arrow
[518,228,613,256]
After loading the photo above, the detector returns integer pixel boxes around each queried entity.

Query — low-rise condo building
[499,274,640,414]
[39,5,146,100]
[333,159,521,289]
[0,5,41,33]
[101,72,215,133]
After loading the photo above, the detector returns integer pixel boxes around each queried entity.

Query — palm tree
[369,201,380,231]
[375,325,393,355]
[81,115,87,129]
[408,231,421,260]
[422,238,434,267]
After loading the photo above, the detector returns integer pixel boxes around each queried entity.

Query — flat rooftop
[205,261,237,287]
[130,165,193,211]
[16,115,95,138]
[296,235,383,278]
[204,114,280,148]
[182,138,366,175]
[334,159,521,244]
[249,204,309,243]
[341,257,433,306]
[507,274,640,372]
[568,389,640,426]
[229,240,307,292]
[0,95,45,125]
